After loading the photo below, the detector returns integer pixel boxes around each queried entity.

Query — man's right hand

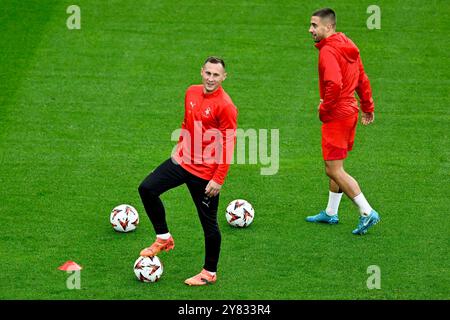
[318,99,323,110]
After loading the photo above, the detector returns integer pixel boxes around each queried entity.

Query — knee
[205,228,221,243]
[203,220,221,240]
[138,181,157,198]
[325,166,340,180]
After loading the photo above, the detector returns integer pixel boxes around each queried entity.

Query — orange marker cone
[58,261,82,271]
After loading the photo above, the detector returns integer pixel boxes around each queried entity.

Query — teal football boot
[352,210,380,235]
[305,210,339,224]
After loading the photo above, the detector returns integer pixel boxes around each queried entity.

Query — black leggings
[138,158,221,272]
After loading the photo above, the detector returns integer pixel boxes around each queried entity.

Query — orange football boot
[140,236,175,257]
[184,269,217,286]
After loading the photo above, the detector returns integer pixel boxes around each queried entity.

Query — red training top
[172,85,238,185]
[315,32,375,123]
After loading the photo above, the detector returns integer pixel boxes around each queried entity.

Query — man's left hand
[205,180,222,197]
[361,112,375,125]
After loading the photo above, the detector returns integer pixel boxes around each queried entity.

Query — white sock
[156,232,171,240]
[205,270,216,276]
[353,193,373,216]
[325,191,343,216]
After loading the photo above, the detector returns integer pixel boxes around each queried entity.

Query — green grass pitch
[0,0,448,300]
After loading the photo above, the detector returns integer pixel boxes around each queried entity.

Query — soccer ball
[133,256,163,283]
[225,199,254,227]
[110,204,139,232]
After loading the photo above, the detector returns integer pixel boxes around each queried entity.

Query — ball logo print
[226,199,254,227]
[134,256,164,283]
[110,204,139,232]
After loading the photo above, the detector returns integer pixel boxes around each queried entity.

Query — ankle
[156,233,171,240]
[203,269,216,276]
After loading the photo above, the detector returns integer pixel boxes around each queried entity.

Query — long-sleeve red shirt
[315,32,374,123]
[172,85,238,185]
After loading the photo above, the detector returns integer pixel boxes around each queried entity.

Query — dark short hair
[203,56,225,69]
[312,8,336,27]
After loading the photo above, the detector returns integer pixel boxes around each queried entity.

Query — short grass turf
[0,0,449,299]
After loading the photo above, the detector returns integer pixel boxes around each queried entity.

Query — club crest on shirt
[203,107,211,117]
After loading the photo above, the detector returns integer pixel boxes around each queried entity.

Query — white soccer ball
[133,256,163,283]
[110,204,139,232]
[225,199,254,227]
